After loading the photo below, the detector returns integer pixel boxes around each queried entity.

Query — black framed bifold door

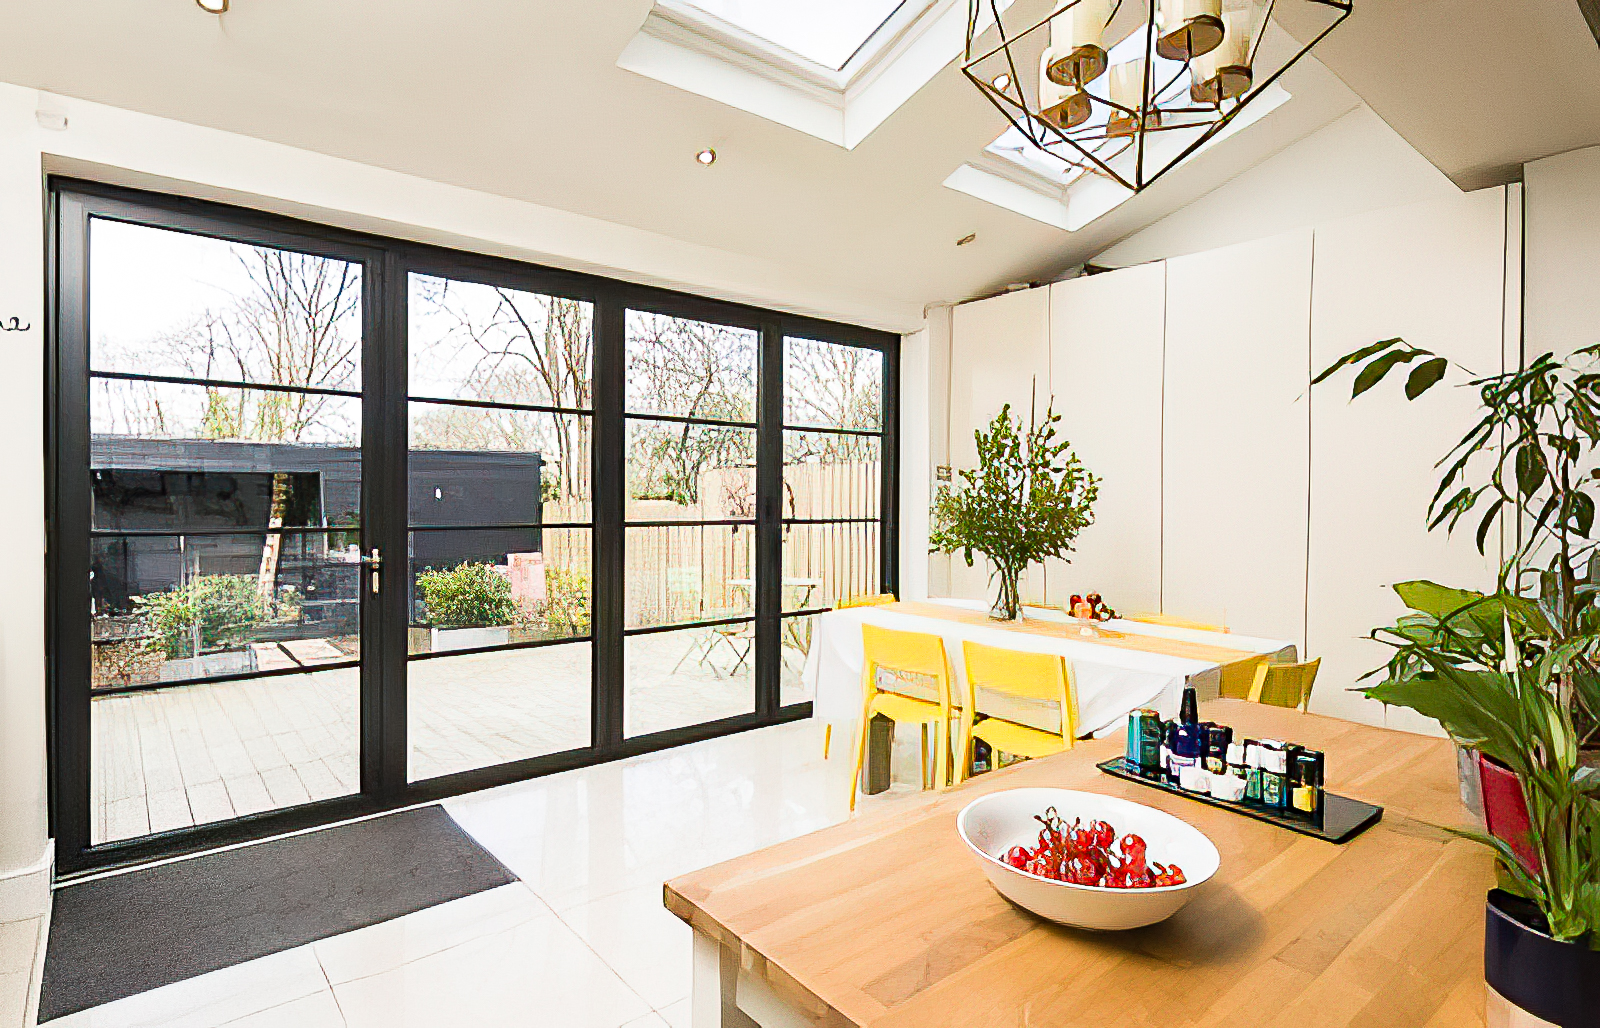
[47,179,898,875]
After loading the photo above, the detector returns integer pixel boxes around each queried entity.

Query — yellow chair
[1127,612,1230,633]
[838,593,898,608]
[1245,658,1321,711]
[823,592,900,759]
[849,625,959,810]
[960,642,1078,768]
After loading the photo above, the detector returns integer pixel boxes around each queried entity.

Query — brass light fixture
[963,0,1351,195]
[195,0,229,12]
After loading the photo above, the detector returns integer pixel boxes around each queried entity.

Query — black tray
[1096,756,1383,844]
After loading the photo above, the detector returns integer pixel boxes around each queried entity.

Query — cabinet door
[1163,230,1313,646]
[1308,190,1506,732]
[1046,263,1165,615]
[947,288,1051,602]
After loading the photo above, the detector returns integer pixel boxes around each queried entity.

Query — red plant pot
[1477,752,1540,876]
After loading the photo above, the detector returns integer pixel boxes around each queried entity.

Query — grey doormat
[40,804,517,1022]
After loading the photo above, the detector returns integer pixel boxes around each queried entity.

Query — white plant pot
[430,626,510,652]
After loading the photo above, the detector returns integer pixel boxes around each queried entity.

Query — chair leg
[849,721,867,813]
[919,724,930,790]
[933,716,948,791]
[822,723,832,761]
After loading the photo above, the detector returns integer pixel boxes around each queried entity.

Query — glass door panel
[85,218,364,844]
[622,311,759,737]
[779,337,887,705]
[404,273,594,780]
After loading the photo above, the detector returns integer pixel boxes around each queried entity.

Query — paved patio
[91,629,808,844]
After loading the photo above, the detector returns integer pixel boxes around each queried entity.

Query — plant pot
[430,625,510,652]
[1478,752,1540,875]
[1485,889,1600,1027]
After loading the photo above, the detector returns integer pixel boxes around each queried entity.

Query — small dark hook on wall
[0,317,30,332]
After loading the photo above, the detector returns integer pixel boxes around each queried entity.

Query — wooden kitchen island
[665,701,1496,1028]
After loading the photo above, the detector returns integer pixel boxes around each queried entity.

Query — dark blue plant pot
[1485,890,1600,1027]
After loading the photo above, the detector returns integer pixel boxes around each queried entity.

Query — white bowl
[957,787,1220,931]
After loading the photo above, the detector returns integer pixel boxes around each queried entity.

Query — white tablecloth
[800,598,1295,741]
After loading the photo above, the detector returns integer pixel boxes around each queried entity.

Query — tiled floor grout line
[313,950,350,1027]
[311,889,553,991]
[545,901,661,1023]
[208,975,331,1028]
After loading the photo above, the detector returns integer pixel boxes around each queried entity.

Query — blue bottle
[1166,685,1204,784]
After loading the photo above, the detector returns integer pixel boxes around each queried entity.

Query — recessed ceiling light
[956,233,976,246]
[991,74,1011,92]
[695,148,717,166]
[196,0,228,11]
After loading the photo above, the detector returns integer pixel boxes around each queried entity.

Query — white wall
[899,325,932,602]
[946,288,1051,604]
[1044,264,1165,614]
[1162,231,1313,647]
[1093,105,1459,269]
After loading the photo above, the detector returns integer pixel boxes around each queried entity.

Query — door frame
[47,178,899,877]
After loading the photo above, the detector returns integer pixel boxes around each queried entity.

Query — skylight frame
[618,0,1016,150]
[673,0,914,73]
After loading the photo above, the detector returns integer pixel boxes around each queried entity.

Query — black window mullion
[368,248,409,800]
[592,290,626,754]
[755,319,784,719]
[49,190,93,867]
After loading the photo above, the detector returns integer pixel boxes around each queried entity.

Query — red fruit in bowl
[1088,820,1116,850]
[1066,856,1100,885]
[1004,846,1030,869]
[1119,833,1147,864]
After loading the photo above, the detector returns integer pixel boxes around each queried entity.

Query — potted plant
[417,561,520,651]
[930,400,1098,620]
[1317,340,1600,1025]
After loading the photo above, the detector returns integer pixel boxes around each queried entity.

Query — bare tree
[626,313,756,505]
[411,277,592,505]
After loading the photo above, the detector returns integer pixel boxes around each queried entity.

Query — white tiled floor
[48,717,925,1028]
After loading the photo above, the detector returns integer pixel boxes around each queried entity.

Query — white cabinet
[1162,230,1314,648]
[946,287,1051,603]
[1307,190,1506,732]
[1046,263,1166,615]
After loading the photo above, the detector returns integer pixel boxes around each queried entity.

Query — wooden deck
[91,630,805,844]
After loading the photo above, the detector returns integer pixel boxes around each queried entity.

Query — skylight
[680,0,908,71]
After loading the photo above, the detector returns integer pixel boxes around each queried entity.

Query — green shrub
[533,567,590,634]
[134,574,266,659]
[417,561,519,629]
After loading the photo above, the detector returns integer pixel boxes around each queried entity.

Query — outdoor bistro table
[666,700,1494,1028]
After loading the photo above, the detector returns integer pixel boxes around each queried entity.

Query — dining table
[665,699,1495,1028]
[800,598,1297,787]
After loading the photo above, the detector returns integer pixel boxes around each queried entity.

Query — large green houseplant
[930,400,1098,620]
[1317,340,1600,1022]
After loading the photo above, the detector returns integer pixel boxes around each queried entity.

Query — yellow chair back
[861,623,949,686]
[839,593,898,609]
[850,625,958,810]
[1247,658,1321,711]
[1127,612,1229,633]
[960,641,1077,761]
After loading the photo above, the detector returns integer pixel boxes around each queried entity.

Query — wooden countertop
[665,701,1494,1028]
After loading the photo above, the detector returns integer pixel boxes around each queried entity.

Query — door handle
[361,548,382,593]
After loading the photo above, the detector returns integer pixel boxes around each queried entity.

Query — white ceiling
[0,0,1380,329]
[1286,0,1600,191]
[4,1,1588,329]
